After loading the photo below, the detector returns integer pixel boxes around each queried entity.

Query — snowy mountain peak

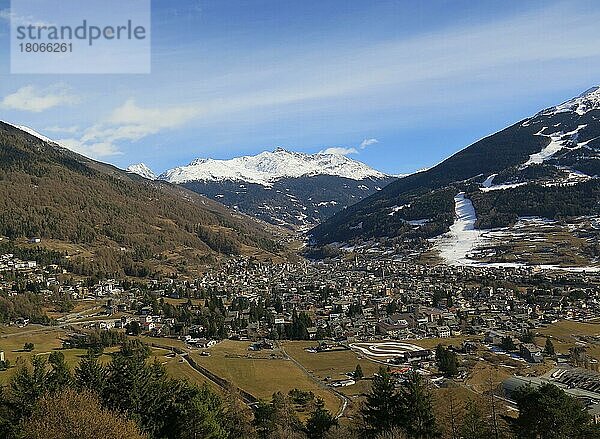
[538,85,600,117]
[159,149,388,185]
[189,158,209,166]
[126,163,157,180]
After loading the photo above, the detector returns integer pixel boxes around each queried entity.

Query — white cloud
[150,2,600,128]
[82,99,200,144]
[1,85,79,113]
[359,138,378,149]
[0,8,54,27]
[58,138,123,158]
[320,147,358,155]
[44,125,80,134]
[59,99,199,159]
[319,137,380,155]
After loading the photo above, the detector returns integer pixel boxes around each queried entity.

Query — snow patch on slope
[160,148,387,186]
[435,193,483,265]
[481,182,528,192]
[523,125,587,167]
[482,174,497,188]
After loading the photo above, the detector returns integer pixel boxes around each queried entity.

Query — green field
[0,326,119,384]
[536,320,600,359]
[190,340,342,414]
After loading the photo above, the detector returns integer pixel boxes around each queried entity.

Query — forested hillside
[0,122,280,276]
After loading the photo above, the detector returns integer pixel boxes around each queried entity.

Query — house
[435,326,451,338]
[485,330,506,345]
[394,349,434,364]
[520,343,543,363]
[194,338,217,349]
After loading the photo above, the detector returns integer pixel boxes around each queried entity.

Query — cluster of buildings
[2,253,600,363]
[0,254,37,272]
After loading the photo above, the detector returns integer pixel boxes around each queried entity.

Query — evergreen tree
[253,400,276,439]
[47,351,72,392]
[361,367,400,437]
[435,345,459,377]
[520,330,534,344]
[354,364,364,380]
[9,355,48,419]
[544,338,555,357]
[397,370,440,439]
[74,350,107,393]
[305,398,338,439]
[508,383,600,439]
[500,337,516,352]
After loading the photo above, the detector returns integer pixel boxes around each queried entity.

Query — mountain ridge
[158,147,388,186]
[310,86,600,248]
[153,147,395,230]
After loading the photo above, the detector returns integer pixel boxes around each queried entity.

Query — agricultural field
[0,325,114,384]
[149,347,217,390]
[537,320,600,359]
[190,340,342,415]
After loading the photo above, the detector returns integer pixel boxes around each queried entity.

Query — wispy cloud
[154,2,600,126]
[44,125,80,134]
[58,138,123,158]
[59,99,199,159]
[1,85,79,113]
[320,147,358,155]
[360,138,378,149]
[0,7,54,27]
[319,138,379,156]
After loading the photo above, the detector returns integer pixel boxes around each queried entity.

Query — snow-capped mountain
[311,86,600,269]
[159,147,386,186]
[127,163,157,180]
[537,86,600,117]
[160,148,394,229]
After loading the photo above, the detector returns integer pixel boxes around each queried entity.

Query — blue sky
[1,0,600,175]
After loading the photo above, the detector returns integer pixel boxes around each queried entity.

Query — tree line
[1,341,600,438]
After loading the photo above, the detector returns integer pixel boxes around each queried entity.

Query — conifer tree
[361,367,400,437]
[354,364,364,380]
[305,398,338,439]
[397,370,440,439]
[74,349,107,393]
[544,338,555,357]
[47,351,72,392]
